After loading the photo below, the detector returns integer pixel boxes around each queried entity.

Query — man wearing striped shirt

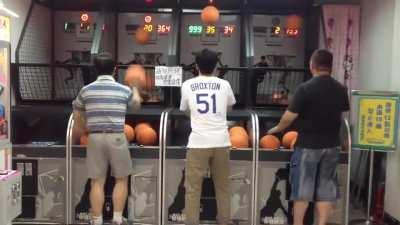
[73,52,141,225]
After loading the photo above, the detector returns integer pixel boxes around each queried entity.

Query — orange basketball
[260,135,281,150]
[136,127,158,146]
[144,74,155,91]
[124,124,135,142]
[201,5,220,24]
[230,134,250,149]
[135,26,150,44]
[125,65,146,88]
[229,126,248,138]
[290,137,297,150]
[80,134,89,146]
[135,122,152,134]
[282,131,298,148]
[287,15,303,29]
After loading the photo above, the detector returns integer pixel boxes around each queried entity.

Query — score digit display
[286,28,299,37]
[157,24,171,34]
[144,24,153,32]
[206,25,216,35]
[271,26,281,35]
[188,25,202,35]
[223,25,235,35]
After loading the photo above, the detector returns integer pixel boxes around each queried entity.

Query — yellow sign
[0,16,10,42]
[357,98,397,148]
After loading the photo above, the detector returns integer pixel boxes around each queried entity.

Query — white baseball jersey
[180,75,236,148]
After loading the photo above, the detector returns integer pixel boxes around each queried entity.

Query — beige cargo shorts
[86,133,132,179]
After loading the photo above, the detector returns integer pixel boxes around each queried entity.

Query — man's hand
[267,110,298,134]
[130,86,142,111]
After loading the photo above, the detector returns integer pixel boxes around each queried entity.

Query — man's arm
[72,109,86,142]
[268,110,298,134]
[128,86,142,111]
[227,83,236,111]
[268,86,304,135]
[179,84,190,117]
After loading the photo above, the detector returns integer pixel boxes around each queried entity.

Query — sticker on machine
[155,66,183,87]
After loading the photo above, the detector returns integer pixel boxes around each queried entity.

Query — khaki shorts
[86,133,132,179]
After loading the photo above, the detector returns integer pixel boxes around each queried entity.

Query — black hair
[94,52,115,75]
[195,49,219,75]
[261,56,266,60]
[310,49,333,70]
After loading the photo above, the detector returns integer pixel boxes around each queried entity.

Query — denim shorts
[289,147,340,202]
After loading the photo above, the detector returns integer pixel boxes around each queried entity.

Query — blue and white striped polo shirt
[72,75,133,133]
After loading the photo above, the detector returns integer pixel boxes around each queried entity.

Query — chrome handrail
[344,118,352,225]
[157,110,166,225]
[250,111,259,225]
[65,113,74,224]
[159,108,172,225]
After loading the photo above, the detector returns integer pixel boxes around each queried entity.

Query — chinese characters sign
[353,91,399,151]
[155,66,182,87]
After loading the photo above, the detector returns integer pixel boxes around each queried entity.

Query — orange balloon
[287,15,303,29]
[260,135,281,150]
[125,65,146,88]
[230,134,250,149]
[80,134,89,146]
[290,137,297,150]
[229,126,248,138]
[201,5,220,24]
[136,127,158,146]
[282,131,298,148]
[135,26,150,44]
[124,124,135,142]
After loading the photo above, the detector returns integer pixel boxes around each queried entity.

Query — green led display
[188,25,203,35]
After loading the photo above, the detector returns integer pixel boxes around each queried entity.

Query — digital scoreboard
[188,24,236,36]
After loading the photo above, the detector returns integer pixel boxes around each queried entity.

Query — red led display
[286,28,299,37]
[157,24,171,34]
[223,25,235,35]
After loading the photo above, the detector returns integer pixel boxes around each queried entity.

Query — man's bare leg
[316,201,333,225]
[90,178,106,225]
[293,201,309,225]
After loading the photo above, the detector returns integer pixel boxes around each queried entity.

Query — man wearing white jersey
[180,49,236,225]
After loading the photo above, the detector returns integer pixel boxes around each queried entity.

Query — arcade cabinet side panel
[0,39,11,170]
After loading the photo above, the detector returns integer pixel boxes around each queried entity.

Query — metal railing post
[65,114,74,224]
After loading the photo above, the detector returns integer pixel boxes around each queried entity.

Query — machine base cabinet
[0,170,22,225]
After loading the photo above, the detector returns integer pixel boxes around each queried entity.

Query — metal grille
[254,68,306,105]
[18,65,52,100]
[15,64,92,103]
[18,4,51,64]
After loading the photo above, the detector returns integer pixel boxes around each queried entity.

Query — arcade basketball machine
[11,0,177,224]
[9,1,352,225]
[246,1,352,225]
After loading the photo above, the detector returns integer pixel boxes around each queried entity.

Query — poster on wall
[352,91,400,151]
[0,48,8,141]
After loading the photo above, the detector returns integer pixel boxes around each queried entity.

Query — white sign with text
[155,66,183,87]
